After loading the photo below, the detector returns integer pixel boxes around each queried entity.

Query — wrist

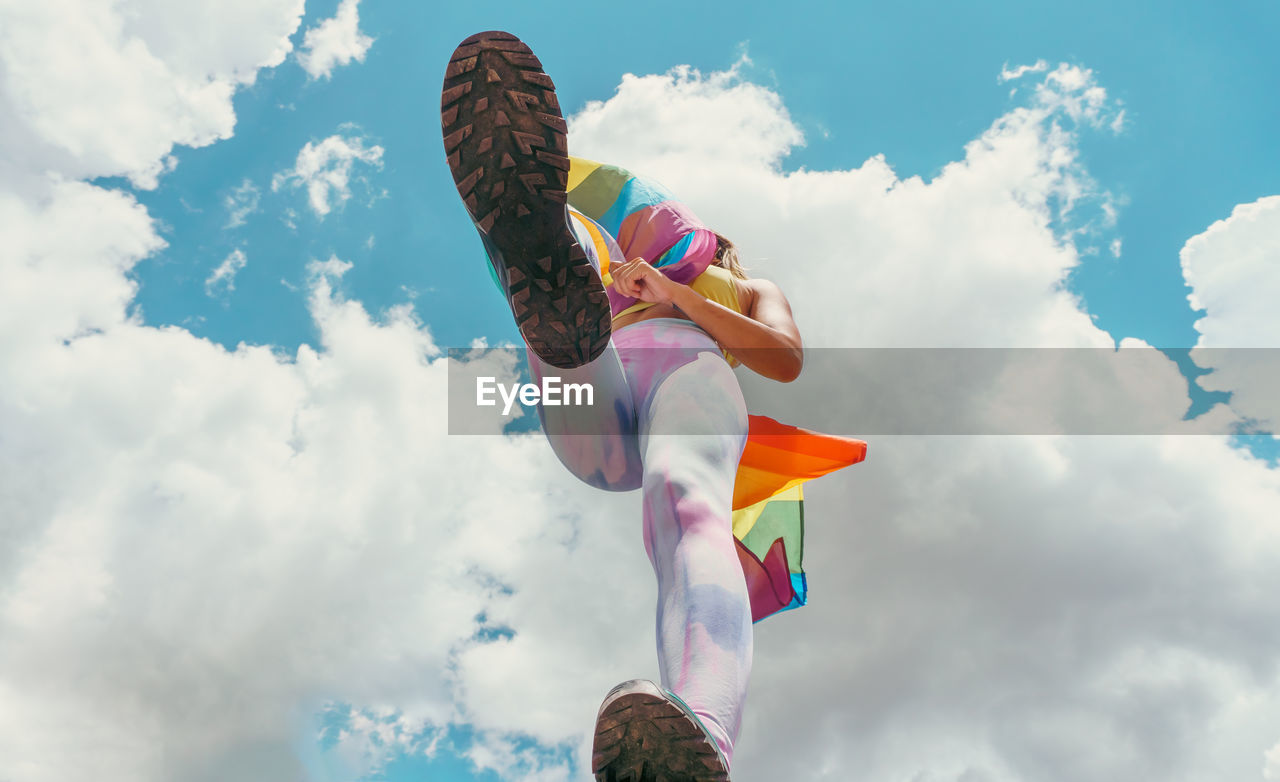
[667,281,698,309]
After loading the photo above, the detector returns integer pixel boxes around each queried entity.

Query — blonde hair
[713,232,748,279]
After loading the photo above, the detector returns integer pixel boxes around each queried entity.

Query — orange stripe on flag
[732,415,867,509]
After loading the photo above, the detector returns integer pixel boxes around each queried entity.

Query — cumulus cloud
[0,37,639,774]
[272,133,385,218]
[558,61,1280,782]
[0,0,304,190]
[1184,196,1280,347]
[0,203,643,780]
[205,248,248,296]
[0,5,601,779]
[0,181,162,352]
[1184,196,1280,432]
[568,58,804,173]
[296,0,374,80]
[571,62,1121,350]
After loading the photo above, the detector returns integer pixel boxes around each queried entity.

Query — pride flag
[735,416,867,622]
[566,156,719,317]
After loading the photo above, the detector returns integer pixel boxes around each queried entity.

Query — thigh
[618,320,749,441]
[638,351,748,499]
[619,320,749,488]
[524,208,648,490]
[526,345,644,491]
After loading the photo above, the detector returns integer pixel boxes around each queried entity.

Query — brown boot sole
[592,680,731,782]
[441,30,611,369]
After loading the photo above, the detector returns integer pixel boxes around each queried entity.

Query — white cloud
[1184,196,1280,347]
[296,0,374,80]
[224,178,261,228]
[1184,196,1280,432]
[556,61,1280,782]
[0,204,633,779]
[570,62,1121,350]
[205,248,248,296]
[1266,741,1280,780]
[0,181,162,351]
[0,0,304,190]
[464,732,574,782]
[300,704,444,780]
[272,133,384,218]
[1111,107,1128,133]
[1034,64,1116,128]
[999,59,1049,82]
[568,59,804,173]
[0,4,594,779]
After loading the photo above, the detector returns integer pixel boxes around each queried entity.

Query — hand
[608,257,681,305]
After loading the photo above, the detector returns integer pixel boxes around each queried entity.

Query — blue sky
[123,1,1279,443]
[129,0,1279,352]
[5,1,1280,781]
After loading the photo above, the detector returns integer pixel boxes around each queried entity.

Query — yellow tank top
[613,264,745,366]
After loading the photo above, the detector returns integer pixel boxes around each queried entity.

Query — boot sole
[592,680,730,782]
[441,30,611,369]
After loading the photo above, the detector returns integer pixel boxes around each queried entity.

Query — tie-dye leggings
[520,211,752,765]
[526,318,751,766]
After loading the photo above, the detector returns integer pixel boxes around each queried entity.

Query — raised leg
[526,344,644,492]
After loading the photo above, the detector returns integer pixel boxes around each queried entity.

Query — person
[442,30,861,782]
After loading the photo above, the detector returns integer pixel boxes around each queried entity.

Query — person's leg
[525,344,644,492]
[522,208,645,491]
[619,319,753,768]
[443,30,749,778]
[442,31,611,370]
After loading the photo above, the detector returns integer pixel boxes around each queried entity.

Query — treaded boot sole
[592,680,730,782]
[441,30,611,369]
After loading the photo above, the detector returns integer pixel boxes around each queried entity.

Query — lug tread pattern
[441,30,609,368]
[591,687,731,782]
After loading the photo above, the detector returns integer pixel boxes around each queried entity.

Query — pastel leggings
[526,316,753,766]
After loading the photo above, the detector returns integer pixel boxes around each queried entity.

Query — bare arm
[609,258,804,382]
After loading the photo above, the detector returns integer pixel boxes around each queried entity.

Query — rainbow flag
[566,156,719,317]
[735,416,867,622]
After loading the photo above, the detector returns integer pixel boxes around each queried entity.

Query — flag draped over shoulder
[566,156,719,317]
